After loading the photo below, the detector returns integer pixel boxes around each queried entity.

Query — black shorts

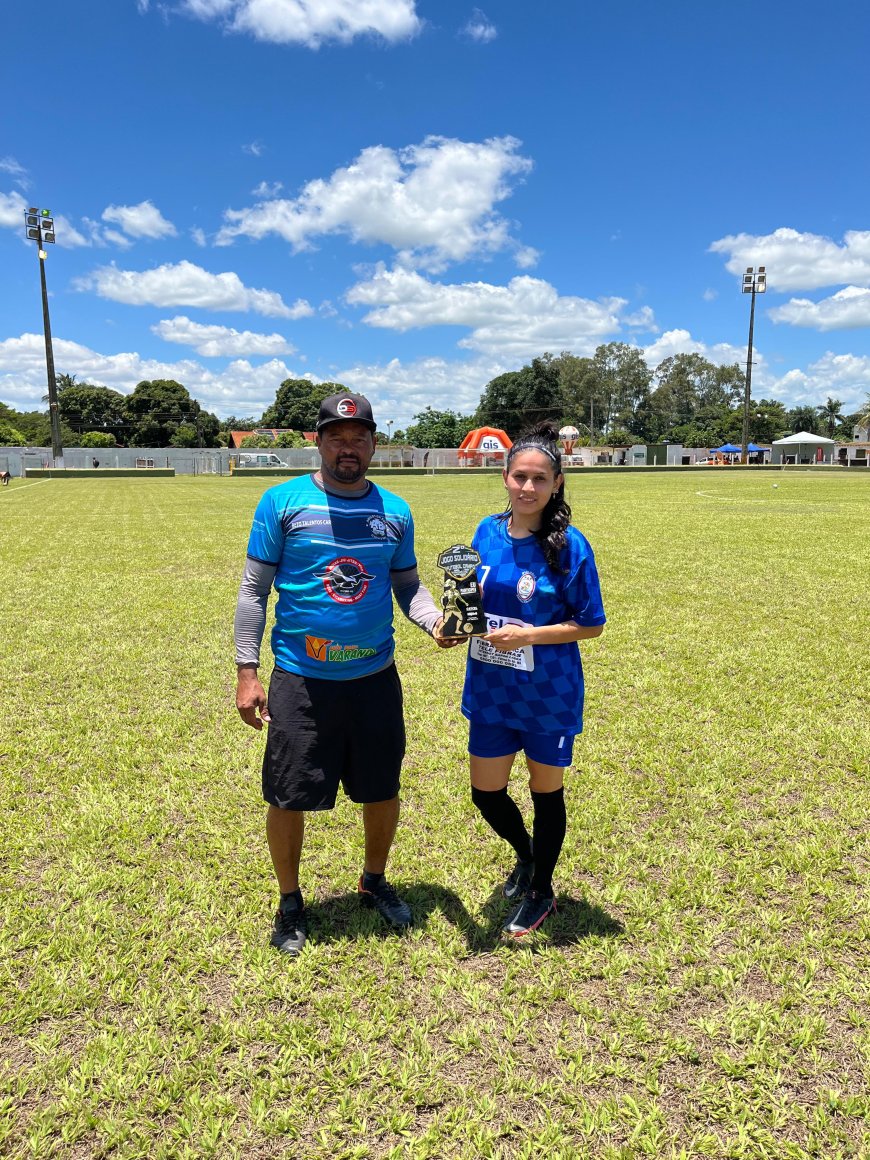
[262,664,405,811]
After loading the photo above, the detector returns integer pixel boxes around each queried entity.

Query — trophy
[437,544,486,638]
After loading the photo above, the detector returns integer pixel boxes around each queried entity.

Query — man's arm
[234,557,277,729]
[391,566,460,649]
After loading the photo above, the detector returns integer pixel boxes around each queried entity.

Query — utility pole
[24,207,64,468]
[741,266,767,465]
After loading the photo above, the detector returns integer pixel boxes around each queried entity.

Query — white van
[238,453,284,467]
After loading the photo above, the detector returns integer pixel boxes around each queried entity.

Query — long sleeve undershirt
[234,556,441,667]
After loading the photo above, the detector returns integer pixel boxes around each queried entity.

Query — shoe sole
[505,901,556,938]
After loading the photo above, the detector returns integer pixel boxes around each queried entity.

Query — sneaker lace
[276,907,302,935]
[375,881,400,904]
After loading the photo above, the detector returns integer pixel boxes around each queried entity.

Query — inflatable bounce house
[457,426,513,465]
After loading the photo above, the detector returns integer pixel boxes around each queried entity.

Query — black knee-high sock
[471,786,532,862]
[530,787,566,896]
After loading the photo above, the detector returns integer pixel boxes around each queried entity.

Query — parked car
[238,453,284,467]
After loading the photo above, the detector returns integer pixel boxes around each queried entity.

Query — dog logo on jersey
[367,515,388,538]
[516,571,536,602]
[336,398,357,418]
[317,556,375,604]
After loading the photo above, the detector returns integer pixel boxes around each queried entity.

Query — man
[235,393,450,956]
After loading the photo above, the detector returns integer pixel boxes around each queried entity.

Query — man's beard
[328,455,364,483]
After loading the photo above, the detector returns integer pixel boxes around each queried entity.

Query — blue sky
[3,0,870,427]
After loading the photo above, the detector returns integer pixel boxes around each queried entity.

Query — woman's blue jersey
[461,516,606,733]
[246,474,417,679]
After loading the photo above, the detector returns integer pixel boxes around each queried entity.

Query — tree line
[1,352,868,450]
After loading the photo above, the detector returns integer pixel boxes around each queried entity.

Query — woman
[461,422,606,937]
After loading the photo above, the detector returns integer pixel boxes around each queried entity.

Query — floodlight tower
[24,207,64,468]
[741,265,767,465]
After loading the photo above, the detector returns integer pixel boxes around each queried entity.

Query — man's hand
[484,623,531,651]
[432,618,463,649]
[236,665,271,729]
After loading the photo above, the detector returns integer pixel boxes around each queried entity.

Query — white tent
[771,430,837,465]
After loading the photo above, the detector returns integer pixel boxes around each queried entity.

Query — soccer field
[1,470,868,1159]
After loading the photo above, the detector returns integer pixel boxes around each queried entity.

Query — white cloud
[252,180,283,198]
[462,9,496,42]
[709,227,870,292]
[54,215,92,248]
[515,245,540,269]
[0,158,29,189]
[243,141,264,157]
[74,259,313,319]
[217,135,533,271]
[191,227,207,247]
[623,306,658,332]
[102,200,178,239]
[346,265,629,357]
[336,354,509,422]
[0,331,299,417]
[0,189,28,229]
[178,0,422,47]
[702,288,718,302]
[643,328,748,370]
[769,285,870,331]
[152,315,296,356]
[767,352,870,411]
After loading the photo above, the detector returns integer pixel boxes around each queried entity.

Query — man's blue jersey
[461,516,606,734]
[246,474,417,679]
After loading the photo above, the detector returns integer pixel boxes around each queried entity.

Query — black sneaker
[503,857,535,901]
[270,895,307,956]
[503,889,556,938]
[357,875,412,927]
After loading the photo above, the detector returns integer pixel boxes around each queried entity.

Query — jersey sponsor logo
[305,635,330,660]
[317,556,375,603]
[516,571,536,602]
[336,398,358,418]
[367,514,388,538]
[305,636,377,662]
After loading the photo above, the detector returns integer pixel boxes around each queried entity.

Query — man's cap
[316,393,376,432]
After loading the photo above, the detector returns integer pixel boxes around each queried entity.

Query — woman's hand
[484,623,532,650]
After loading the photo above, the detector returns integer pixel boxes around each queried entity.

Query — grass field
[1,469,868,1159]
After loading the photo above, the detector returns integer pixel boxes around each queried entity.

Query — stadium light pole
[741,265,767,465]
[24,207,64,468]
[386,418,394,466]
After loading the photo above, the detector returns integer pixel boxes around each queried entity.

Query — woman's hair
[502,421,572,573]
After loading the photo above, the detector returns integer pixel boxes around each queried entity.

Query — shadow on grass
[305,882,622,953]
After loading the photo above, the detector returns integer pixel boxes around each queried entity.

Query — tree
[788,405,818,434]
[560,344,653,439]
[274,430,305,448]
[79,430,116,448]
[856,393,870,431]
[123,379,220,447]
[644,355,744,443]
[59,385,127,440]
[404,407,473,448]
[817,396,844,437]
[240,434,276,448]
[475,355,562,437]
[261,379,349,430]
[750,399,791,443]
[0,420,26,445]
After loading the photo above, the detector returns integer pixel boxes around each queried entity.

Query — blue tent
[746,442,765,453]
[711,443,741,454]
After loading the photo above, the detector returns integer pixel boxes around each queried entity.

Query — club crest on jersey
[367,514,388,538]
[317,556,374,603]
[516,571,536,602]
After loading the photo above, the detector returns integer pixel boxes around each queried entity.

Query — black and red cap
[315,393,377,433]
